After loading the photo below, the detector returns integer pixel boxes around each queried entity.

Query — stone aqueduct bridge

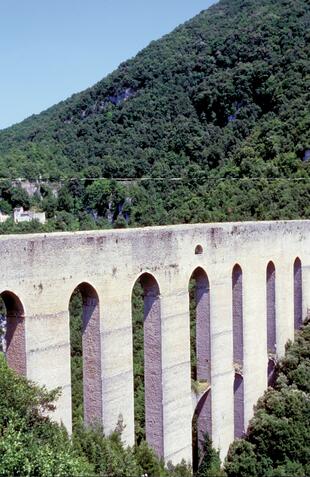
[1,220,310,464]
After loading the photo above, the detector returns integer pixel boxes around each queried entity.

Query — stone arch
[131,272,163,458]
[189,266,211,465]
[69,282,102,427]
[294,257,303,330]
[0,290,26,376]
[232,264,244,438]
[266,261,276,385]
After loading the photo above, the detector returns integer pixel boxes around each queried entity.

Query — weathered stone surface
[0,220,309,464]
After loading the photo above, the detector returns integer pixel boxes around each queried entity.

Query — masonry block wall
[0,220,309,464]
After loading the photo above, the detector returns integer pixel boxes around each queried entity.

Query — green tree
[85,179,112,216]
[0,354,92,476]
[225,319,310,477]
[196,434,224,477]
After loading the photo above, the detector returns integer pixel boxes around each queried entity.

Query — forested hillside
[0,0,309,229]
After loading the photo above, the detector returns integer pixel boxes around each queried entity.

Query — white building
[13,207,46,224]
[0,211,10,223]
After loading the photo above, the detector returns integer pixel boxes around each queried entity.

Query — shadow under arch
[232,264,244,438]
[192,387,211,472]
[69,281,102,427]
[0,290,26,376]
[294,257,302,330]
[189,267,211,470]
[131,272,163,459]
[266,261,276,385]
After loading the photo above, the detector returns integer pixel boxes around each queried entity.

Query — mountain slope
[0,0,309,226]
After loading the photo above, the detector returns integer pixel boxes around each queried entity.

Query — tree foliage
[225,319,310,477]
[0,0,309,229]
[0,354,91,476]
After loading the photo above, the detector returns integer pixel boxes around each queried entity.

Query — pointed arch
[266,261,276,353]
[266,261,276,385]
[131,272,163,458]
[189,267,211,468]
[1,290,26,376]
[294,258,303,330]
[232,264,244,438]
[69,282,102,427]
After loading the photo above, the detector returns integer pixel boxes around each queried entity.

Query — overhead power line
[1,176,309,183]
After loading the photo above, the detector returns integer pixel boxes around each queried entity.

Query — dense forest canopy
[0,0,309,230]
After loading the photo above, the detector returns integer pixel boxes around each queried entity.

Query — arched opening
[69,282,102,429]
[266,261,276,385]
[233,373,244,436]
[131,273,163,458]
[189,267,211,471]
[232,264,244,438]
[294,258,303,330]
[195,244,204,255]
[0,291,26,376]
[192,388,211,472]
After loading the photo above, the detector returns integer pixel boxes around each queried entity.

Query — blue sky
[0,0,216,130]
